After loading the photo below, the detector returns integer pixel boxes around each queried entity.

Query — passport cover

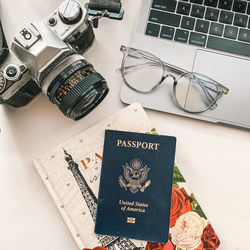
[95,130,177,243]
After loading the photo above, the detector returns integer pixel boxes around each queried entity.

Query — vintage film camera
[0,0,109,120]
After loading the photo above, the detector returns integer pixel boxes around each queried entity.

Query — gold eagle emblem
[119,158,151,193]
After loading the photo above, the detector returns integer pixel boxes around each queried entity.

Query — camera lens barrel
[58,71,107,119]
[47,58,109,120]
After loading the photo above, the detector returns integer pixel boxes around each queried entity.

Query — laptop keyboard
[146,0,250,57]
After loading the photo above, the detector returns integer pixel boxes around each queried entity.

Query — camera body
[0,0,108,120]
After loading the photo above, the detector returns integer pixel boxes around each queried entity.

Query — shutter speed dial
[58,0,82,24]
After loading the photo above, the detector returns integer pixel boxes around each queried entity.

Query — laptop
[120,0,250,129]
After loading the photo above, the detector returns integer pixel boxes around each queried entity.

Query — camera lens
[46,58,109,120]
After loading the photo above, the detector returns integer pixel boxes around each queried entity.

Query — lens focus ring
[47,59,89,101]
[59,72,104,116]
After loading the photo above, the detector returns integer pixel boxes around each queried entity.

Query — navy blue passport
[95,130,176,243]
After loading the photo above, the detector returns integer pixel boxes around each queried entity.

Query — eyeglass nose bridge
[163,73,177,84]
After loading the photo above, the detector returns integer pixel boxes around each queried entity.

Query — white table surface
[0,0,249,249]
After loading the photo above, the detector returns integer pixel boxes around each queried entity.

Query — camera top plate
[15,25,40,49]
[46,0,89,43]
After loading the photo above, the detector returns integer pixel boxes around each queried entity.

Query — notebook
[33,103,220,249]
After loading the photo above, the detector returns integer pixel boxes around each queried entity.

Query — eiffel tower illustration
[64,149,138,250]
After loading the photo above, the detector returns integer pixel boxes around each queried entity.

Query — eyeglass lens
[122,48,164,92]
[175,73,219,113]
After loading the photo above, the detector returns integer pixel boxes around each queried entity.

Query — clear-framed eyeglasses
[120,45,229,114]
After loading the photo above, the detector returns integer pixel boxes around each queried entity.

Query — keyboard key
[160,26,175,40]
[219,10,234,24]
[234,13,248,27]
[152,0,177,12]
[224,25,238,39]
[218,0,233,10]
[233,0,247,13]
[190,0,203,4]
[210,22,224,36]
[247,3,250,15]
[149,10,181,27]
[177,1,191,15]
[181,16,195,30]
[205,7,219,21]
[207,36,250,57]
[238,28,250,42]
[195,19,210,33]
[174,29,189,43]
[204,0,218,7]
[189,32,207,46]
[146,22,160,37]
[191,4,205,18]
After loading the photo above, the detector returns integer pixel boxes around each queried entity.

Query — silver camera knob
[3,64,21,82]
[58,0,82,24]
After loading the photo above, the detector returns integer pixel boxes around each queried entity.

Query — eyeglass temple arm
[119,61,162,73]
[195,76,228,99]
[197,77,229,94]
[163,62,188,75]
[193,75,219,108]
[127,51,162,64]
[192,75,230,110]
[123,49,188,75]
